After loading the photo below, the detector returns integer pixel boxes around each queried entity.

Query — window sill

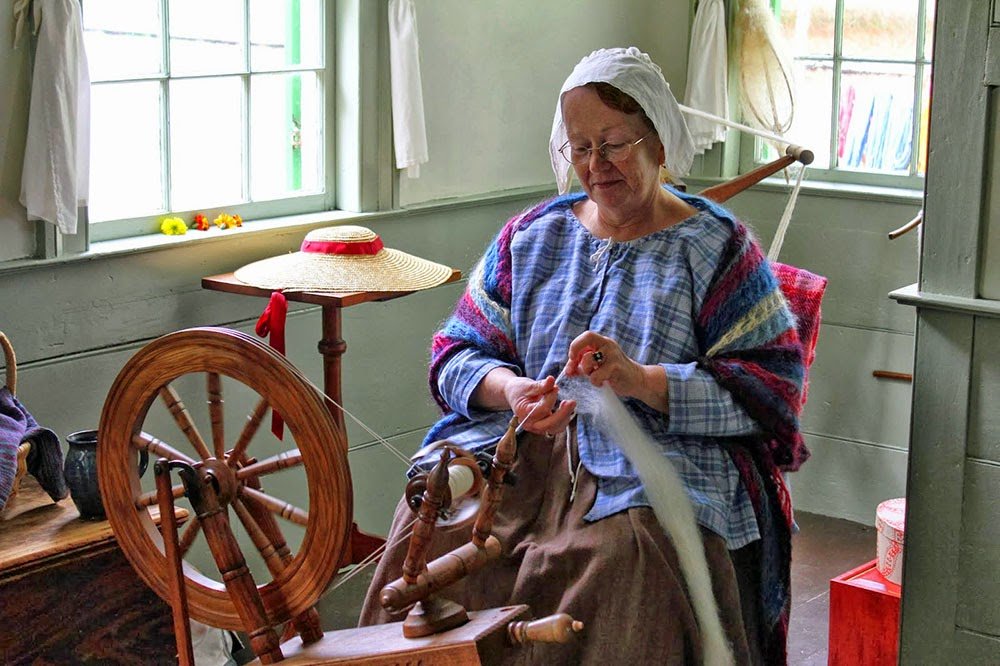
[0,184,553,277]
[684,174,925,206]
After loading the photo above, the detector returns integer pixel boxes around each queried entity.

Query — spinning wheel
[98,327,352,633]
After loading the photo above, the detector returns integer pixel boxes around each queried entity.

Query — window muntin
[749,0,933,186]
[83,0,327,235]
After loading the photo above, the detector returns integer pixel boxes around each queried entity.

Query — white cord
[767,163,806,262]
[328,517,418,593]
[299,375,414,467]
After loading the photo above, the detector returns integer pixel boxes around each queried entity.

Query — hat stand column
[201,270,462,567]
[316,302,385,567]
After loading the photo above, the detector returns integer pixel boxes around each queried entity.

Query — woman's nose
[588,150,610,171]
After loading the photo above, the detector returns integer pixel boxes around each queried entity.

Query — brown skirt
[358,425,761,665]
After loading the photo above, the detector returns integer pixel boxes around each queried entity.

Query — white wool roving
[561,378,734,666]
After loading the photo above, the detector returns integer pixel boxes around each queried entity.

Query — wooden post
[155,460,195,666]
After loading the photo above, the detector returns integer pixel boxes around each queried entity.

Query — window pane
[250,0,323,70]
[250,73,322,199]
[838,63,915,174]
[842,0,919,61]
[169,0,244,75]
[89,82,164,222]
[779,0,835,58]
[923,0,936,60]
[83,0,162,80]
[169,77,244,210]
[792,60,833,169]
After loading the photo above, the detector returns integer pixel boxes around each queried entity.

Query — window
[83,0,330,241]
[747,0,934,188]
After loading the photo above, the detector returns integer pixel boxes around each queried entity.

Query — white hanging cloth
[19,0,91,235]
[684,0,730,155]
[387,0,429,178]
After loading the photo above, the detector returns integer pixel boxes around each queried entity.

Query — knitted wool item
[0,387,68,509]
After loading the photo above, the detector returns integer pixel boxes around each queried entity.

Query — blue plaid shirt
[433,204,761,549]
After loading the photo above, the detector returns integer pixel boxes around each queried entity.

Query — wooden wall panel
[969,313,1000,464]
[792,434,908,526]
[799,324,913,449]
[955,461,1000,635]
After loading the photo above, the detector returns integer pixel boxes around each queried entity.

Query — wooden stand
[0,478,186,664]
[201,271,461,566]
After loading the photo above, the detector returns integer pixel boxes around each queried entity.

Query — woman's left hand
[563,331,668,412]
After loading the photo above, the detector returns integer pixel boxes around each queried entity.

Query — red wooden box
[828,559,901,666]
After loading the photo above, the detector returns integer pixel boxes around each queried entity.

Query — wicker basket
[1,332,30,505]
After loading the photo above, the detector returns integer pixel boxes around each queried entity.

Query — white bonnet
[549,47,695,194]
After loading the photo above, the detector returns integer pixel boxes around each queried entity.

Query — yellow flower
[160,216,188,235]
[213,213,241,229]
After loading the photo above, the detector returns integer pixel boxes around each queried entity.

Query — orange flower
[192,214,209,231]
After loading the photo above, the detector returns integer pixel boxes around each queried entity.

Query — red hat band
[300,237,385,256]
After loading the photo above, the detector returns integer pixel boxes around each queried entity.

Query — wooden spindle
[207,373,225,459]
[402,450,451,584]
[472,417,518,547]
[227,398,269,469]
[700,155,796,204]
[236,449,303,480]
[133,432,196,466]
[240,485,308,526]
[232,499,292,576]
[158,386,213,460]
[178,517,202,557]
[232,497,324,645]
[508,613,584,645]
[137,483,185,508]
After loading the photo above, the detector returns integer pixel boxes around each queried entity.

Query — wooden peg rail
[873,370,913,383]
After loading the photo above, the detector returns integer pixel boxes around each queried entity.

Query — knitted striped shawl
[430,192,808,470]
[427,191,813,664]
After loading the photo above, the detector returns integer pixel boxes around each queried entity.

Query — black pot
[64,430,147,520]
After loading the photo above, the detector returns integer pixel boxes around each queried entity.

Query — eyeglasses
[558,131,654,165]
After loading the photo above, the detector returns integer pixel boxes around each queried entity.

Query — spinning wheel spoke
[207,372,225,460]
[159,385,214,460]
[137,483,185,508]
[236,449,303,480]
[133,432,196,466]
[226,398,269,469]
[232,498,289,575]
[240,485,308,527]
[178,518,202,558]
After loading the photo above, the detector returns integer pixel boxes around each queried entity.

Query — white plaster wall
[398,0,690,206]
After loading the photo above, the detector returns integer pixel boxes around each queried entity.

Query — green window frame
[738,0,934,190]
[84,0,336,243]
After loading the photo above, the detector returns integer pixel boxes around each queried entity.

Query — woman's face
[561,86,665,222]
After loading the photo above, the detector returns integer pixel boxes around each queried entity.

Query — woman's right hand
[502,375,576,437]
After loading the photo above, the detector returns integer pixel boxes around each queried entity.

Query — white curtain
[388,0,429,178]
[18,0,91,235]
[684,0,729,155]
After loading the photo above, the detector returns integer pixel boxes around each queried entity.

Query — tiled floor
[789,511,877,665]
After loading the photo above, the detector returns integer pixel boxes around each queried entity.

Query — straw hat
[234,225,454,292]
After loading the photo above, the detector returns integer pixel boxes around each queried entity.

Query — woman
[359,47,808,665]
